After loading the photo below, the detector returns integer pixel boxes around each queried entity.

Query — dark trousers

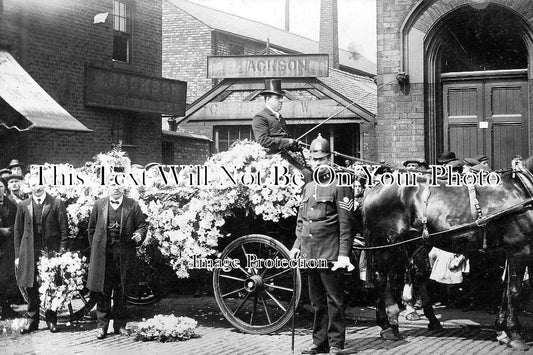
[26,268,57,325]
[308,268,345,350]
[95,249,125,330]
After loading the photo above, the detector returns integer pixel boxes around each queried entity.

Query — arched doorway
[427,4,530,169]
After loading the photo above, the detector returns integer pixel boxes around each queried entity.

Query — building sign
[207,54,329,79]
[84,66,187,115]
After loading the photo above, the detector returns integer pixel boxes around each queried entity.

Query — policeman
[290,134,356,355]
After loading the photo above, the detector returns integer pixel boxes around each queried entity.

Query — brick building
[163,0,377,161]
[0,0,188,168]
[377,0,533,169]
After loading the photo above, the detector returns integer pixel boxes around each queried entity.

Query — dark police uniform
[293,171,356,352]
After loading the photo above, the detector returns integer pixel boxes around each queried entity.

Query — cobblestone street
[2,295,533,354]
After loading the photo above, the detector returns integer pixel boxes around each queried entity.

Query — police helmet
[309,134,330,158]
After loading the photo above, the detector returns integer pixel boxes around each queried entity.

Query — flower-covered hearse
[38,141,311,336]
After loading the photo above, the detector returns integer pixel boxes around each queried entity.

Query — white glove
[289,248,300,259]
[331,256,355,271]
[15,258,19,268]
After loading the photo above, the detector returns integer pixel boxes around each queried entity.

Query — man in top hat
[8,160,24,176]
[6,174,27,205]
[14,174,68,334]
[290,134,356,355]
[252,79,303,153]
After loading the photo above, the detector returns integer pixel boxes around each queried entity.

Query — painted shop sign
[207,54,329,78]
[84,66,187,115]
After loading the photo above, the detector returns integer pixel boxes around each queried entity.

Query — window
[215,126,253,152]
[113,0,132,62]
[112,114,136,146]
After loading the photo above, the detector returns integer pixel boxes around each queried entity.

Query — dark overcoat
[13,193,68,287]
[252,108,293,153]
[293,179,356,261]
[86,197,147,293]
[0,196,17,289]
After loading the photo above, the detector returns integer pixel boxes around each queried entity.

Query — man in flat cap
[6,174,27,205]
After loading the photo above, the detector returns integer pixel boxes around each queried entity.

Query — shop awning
[0,51,91,132]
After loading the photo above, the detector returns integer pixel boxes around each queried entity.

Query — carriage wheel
[37,287,95,322]
[213,234,301,334]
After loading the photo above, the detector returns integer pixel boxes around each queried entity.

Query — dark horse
[363,162,533,350]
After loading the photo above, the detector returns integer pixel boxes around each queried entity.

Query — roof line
[165,0,371,54]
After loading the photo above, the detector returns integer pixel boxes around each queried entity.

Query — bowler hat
[261,79,285,97]
[0,168,11,176]
[437,151,457,164]
[473,154,488,163]
[7,159,24,169]
[5,174,23,182]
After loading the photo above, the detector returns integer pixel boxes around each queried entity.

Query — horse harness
[354,167,533,251]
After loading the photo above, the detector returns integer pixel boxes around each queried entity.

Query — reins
[354,169,533,251]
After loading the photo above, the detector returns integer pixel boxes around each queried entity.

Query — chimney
[319,0,339,69]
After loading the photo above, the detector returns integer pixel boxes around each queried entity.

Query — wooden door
[442,73,527,170]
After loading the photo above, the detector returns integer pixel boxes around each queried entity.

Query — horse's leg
[374,271,391,333]
[374,270,401,340]
[495,262,509,345]
[384,273,401,339]
[417,282,443,331]
[505,258,528,350]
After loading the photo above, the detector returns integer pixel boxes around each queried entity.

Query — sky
[187,0,377,62]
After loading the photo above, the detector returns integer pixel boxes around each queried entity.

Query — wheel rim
[213,234,301,334]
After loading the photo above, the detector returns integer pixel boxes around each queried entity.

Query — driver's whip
[291,265,296,353]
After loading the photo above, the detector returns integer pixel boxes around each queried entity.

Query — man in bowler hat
[86,175,147,339]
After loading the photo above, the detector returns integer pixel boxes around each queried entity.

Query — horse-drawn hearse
[210,152,533,351]
[40,143,533,351]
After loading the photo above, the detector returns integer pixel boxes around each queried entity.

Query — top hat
[261,79,285,97]
[473,154,488,163]
[437,151,457,164]
[8,159,24,169]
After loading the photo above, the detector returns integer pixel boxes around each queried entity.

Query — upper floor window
[113,0,132,62]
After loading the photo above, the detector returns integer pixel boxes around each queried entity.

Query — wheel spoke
[220,274,246,282]
[232,292,252,315]
[221,287,246,298]
[260,295,272,324]
[264,268,291,281]
[260,250,279,277]
[264,289,287,312]
[236,265,252,277]
[265,283,293,292]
